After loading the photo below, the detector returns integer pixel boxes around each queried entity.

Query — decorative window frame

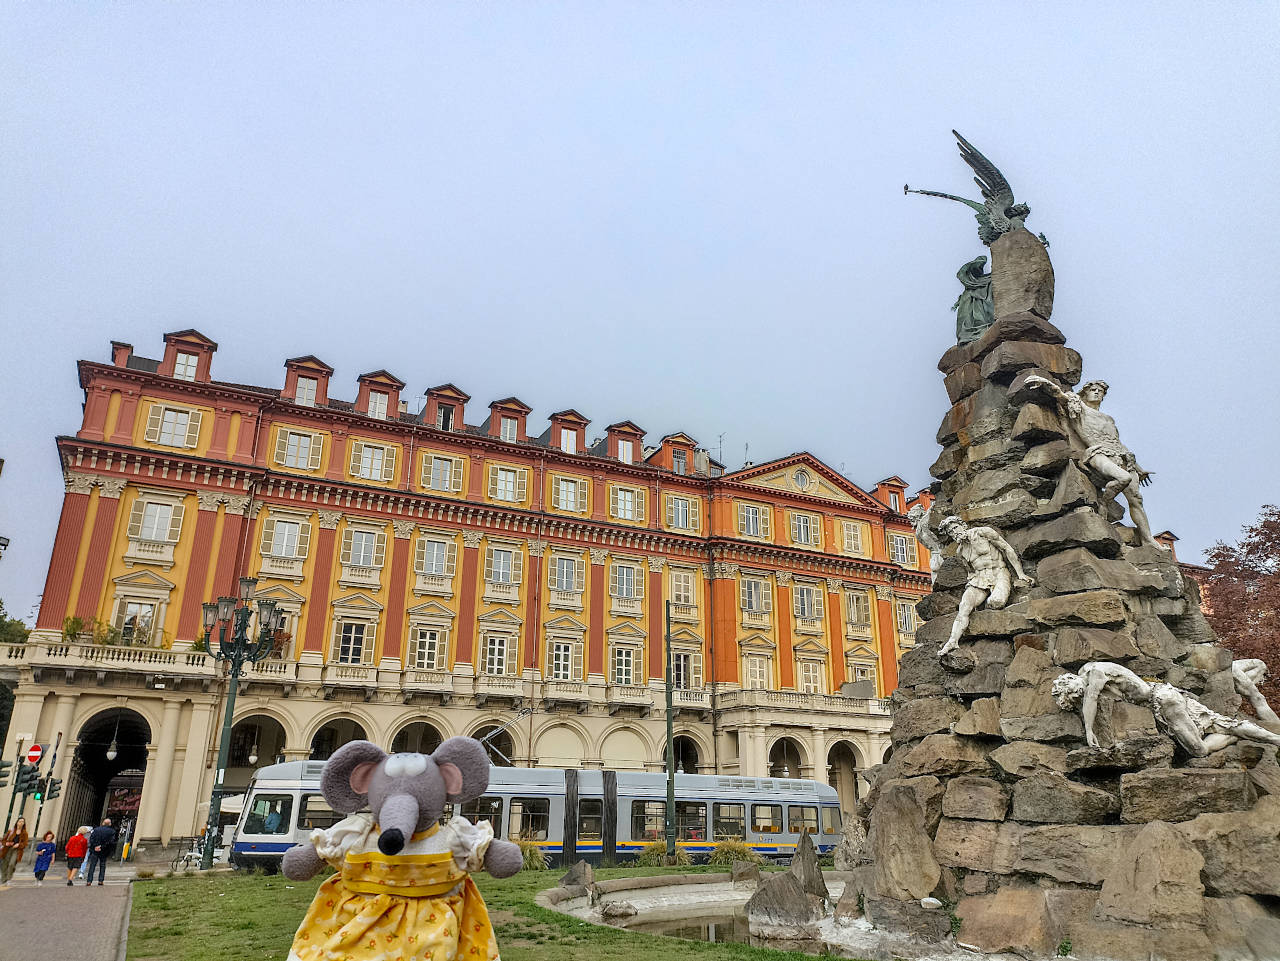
[608,484,647,524]
[546,550,586,611]
[788,509,823,549]
[608,555,645,617]
[338,519,388,589]
[257,507,313,582]
[486,463,529,505]
[107,570,176,647]
[143,402,203,450]
[664,493,701,533]
[123,487,188,570]
[348,439,398,484]
[420,450,466,495]
[549,473,590,514]
[888,531,919,568]
[544,615,587,683]
[738,634,776,691]
[329,592,383,665]
[735,500,773,541]
[272,427,325,472]
[405,600,455,673]
[606,622,648,687]
[482,537,525,604]
[841,520,870,558]
[412,527,459,597]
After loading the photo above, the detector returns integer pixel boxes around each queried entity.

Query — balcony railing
[669,603,699,623]
[673,688,710,710]
[542,679,590,710]
[547,589,584,611]
[845,622,874,641]
[482,582,520,605]
[716,688,892,715]
[741,610,771,629]
[794,616,825,635]
[244,658,297,682]
[606,683,654,714]
[413,573,453,597]
[260,554,305,581]
[609,596,644,618]
[5,638,215,679]
[338,564,383,590]
[322,662,377,691]
[402,669,454,701]
[122,537,176,570]
[474,673,526,705]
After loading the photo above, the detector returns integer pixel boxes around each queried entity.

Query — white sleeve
[310,813,376,867]
[445,815,494,871]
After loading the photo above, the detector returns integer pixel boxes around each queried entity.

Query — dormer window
[500,416,517,442]
[437,405,455,431]
[890,492,901,512]
[367,391,388,420]
[561,431,576,454]
[296,376,318,408]
[617,439,634,464]
[673,450,687,475]
[173,352,198,382]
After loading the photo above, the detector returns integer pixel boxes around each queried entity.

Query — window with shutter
[260,518,277,556]
[296,521,311,558]
[670,570,693,605]
[897,601,918,636]
[505,634,518,675]
[173,351,198,381]
[154,407,191,447]
[349,442,364,477]
[450,457,465,491]
[380,448,396,482]
[848,590,871,625]
[295,376,317,407]
[689,499,701,532]
[549,641,574,680]
[667,495,691,530]
[144,406,164,443]
[560,430,576,454]
[367,392,388,420]
[888,533,917,567]
[843,522,864,555]
[136,502,172,541]
[572,642,583,680]
[340,529,354,565]
[611,646,634,685]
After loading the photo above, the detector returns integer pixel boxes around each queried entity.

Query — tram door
[561,770,617,865]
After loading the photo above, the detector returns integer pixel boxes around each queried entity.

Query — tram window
[509,797,550,841]
[461,796,504,836]
[677,801,707,841]
[821,806,842,835]
[752,804,783,834]
[300,794,342,831]
[243,794,294,835]
[631,800,666,841]
[440,802,454,825]
[578,799,604,842]
[713,803,746,839]
[788,805,819,836]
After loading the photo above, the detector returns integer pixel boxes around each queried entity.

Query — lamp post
[199,576,283,870]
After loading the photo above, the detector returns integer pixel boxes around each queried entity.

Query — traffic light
[45,777,62,801]
[0,760,11,788]
[33,777,47,802]
[14,762,39,794]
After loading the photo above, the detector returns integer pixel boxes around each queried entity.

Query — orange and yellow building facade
[8,330,931,848]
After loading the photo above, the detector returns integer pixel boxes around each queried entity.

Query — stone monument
[849,133,1280,961]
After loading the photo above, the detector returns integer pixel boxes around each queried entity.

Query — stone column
[171,701,215,838]
[825,577,846,691]
[301,511,342,659]
[646,557,665,680]
[381,521,415,669]
[738,726,762,777]
[523,541,545,672]
[454,531,483,670]
[587,549,608,680]
[74,479,127,622]
[42,694,78,836]
[137,699,183,845]
[873,584,899,692]
[807,727,828,783]
[35,473,94,630]
[775,572,795,689]
[176,493,224,640]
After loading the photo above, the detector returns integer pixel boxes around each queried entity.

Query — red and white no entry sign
[26,744,43,765]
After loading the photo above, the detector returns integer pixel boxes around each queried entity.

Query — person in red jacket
[65,827,89,887]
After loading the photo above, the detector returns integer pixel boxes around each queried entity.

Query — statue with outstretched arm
[1023,374,1163,551]
[907,504,945,586]
[1233,659,1280,734]
[937,515,1034,656]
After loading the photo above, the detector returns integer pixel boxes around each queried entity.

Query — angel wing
[952,130,1014,210]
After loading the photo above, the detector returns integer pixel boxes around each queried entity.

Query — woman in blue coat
[32,832,56,886]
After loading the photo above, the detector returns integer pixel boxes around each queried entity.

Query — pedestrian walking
[83,818,116,887]
[0,816,30,889]
[32,831,56,885]
[65,826,89,886]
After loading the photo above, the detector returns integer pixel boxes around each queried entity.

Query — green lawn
[127,865,824,961]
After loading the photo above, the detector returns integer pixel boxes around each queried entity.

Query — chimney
[111,341,133,367]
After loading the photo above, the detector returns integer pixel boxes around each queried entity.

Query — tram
[231,761,843,870]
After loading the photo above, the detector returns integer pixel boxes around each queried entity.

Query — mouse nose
[378,828,405,855]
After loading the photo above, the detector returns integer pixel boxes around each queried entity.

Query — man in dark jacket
[84,819,116,886]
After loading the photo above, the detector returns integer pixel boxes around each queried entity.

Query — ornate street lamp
[198,576,285,869]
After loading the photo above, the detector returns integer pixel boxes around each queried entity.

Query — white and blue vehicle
[232,761,843,870]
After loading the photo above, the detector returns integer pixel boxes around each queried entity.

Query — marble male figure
[907,505,944,585]
[1025,375,1163,550]
[1052,661,1280,756]
[1233,658,1280,734]
[937,516,1033,656]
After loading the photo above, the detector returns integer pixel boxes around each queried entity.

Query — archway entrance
[391,722,443,755]
[60,708,152,841]
[310,718,367,761]
[827,741,864,813]
[228,715,288,790]
[672,735,699,774]
[473,725,514,766]
[768,737,804,779]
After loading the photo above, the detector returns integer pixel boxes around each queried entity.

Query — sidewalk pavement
[0,881,131,961]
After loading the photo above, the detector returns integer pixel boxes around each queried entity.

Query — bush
[633,841,692,867]
[135,867,156,879]
[707,838,764,866]
[516,839,549,870]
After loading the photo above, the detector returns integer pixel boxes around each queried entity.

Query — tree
[0,599,28,746]
[1205,505,1280,703]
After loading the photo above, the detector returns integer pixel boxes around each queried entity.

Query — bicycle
[170,837,204,873]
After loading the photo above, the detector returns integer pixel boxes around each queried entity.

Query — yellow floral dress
[288,814,500,961]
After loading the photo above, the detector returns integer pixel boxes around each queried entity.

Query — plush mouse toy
[282,736,523,961]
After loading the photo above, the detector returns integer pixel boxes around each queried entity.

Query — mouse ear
[431,737,490,802]
[321,741,388,812]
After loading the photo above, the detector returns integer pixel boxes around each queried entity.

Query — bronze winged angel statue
[905,130,1031,245]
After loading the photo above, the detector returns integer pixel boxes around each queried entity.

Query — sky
[2,3,1278,622]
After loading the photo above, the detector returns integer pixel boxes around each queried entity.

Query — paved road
[0,879,131,961]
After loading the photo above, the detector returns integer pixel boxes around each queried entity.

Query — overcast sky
[2,3,1278,622]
